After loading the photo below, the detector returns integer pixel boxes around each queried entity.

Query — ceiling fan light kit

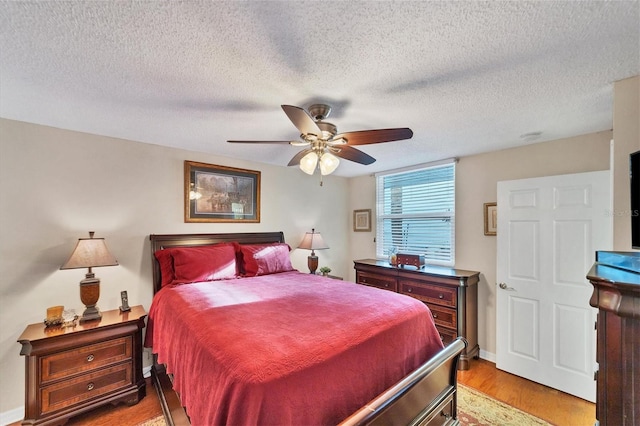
[228,104,413,181]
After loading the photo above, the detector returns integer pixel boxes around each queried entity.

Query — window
[376,160,455,266]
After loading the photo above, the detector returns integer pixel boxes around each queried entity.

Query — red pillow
[238,243,295,276]
[171,243,238,284]
[154,248,177,288]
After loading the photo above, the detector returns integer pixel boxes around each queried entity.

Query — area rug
[457,384,552,426]
[136,415,166,426]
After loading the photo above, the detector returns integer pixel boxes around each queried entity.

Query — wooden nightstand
[17,305,147,425]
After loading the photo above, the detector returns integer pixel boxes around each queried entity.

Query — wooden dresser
[587,251,639,426]
[18,305,147,425]
[354,259,480,370]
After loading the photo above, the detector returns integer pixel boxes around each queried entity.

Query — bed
[145,232,466,426]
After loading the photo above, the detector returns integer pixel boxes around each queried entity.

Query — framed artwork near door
[484,202,497,236]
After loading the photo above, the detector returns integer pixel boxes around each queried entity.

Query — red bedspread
[145,271,443,426]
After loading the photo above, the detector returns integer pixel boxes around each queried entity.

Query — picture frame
[353,209,372,232]
[185,160,260,223]
[484,202,497,236]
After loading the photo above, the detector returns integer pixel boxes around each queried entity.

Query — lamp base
[79,275,102,323]
[307,254,319,274]
[80,306,102,323]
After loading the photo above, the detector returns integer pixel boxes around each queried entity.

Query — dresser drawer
[41,336,132,383]
[357,271,397,292]
[41,362,132,414]
[428,304,457,330]
[399,280,457,308]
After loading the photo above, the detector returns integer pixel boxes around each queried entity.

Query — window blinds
[376,161,455,266]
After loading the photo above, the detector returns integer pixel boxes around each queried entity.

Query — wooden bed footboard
[150,338,466,426]
[340,337,467,426]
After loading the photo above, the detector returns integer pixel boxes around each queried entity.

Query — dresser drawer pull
[362,278,368,283]
[438,294,444,299]
[87,354,95,362]
[384,283,389,288]
[407,287,413,293]
[87,382,95,391]
[433,313,438,319]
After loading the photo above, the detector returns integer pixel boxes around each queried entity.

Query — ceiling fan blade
[333,145,376,165]
[336,128,413,146]
[281,105,323,136]
[287,148,313,166]
[227,140,292,144]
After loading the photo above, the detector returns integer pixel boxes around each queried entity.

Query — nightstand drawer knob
[407,288,413,293]
[86,354,94,362]
[433,313,438,319]
[438,294,444,299]
[87,382,95,391]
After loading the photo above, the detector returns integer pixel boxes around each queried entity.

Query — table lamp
[60,232,119,322]
[298,228,329,274]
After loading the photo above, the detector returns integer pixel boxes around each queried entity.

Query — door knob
[498,282,515,291]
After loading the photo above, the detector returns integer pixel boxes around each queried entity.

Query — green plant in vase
[319,266,331,276]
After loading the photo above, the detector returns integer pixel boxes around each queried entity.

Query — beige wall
[0,118,350,417]
[613,76,640,249]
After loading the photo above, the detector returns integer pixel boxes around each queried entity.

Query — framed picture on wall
[484,202,497,236]
[353,209,372,232]
[185,160,261,223]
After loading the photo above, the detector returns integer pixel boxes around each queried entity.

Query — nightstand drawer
[357,271,397,292]
[42,336,132,383]
[436,327,457,346]
[41,362,132,414]
[399,280,457,308]
[428,304,457,330]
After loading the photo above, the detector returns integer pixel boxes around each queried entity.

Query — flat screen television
[632,150,640,249]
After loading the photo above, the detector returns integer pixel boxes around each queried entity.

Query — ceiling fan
[228,104,413,176]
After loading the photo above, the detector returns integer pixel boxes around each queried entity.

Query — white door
[496,170,611,402]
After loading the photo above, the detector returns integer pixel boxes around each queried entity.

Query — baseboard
[479,349,496,363]
[1,367,153,425]
[0,406,23,426]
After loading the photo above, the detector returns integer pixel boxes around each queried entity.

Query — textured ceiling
[1,1,638,177]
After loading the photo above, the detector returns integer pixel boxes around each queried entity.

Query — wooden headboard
[149,232,286,294]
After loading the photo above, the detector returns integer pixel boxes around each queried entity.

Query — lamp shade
[298,229,329,251]
[60,233,118,270]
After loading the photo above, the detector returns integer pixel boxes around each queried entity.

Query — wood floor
[11,358,595,425]
[458,358,595,425]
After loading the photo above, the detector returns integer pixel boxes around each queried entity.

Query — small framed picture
[484,202,497,236]
[353,209,372,232]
